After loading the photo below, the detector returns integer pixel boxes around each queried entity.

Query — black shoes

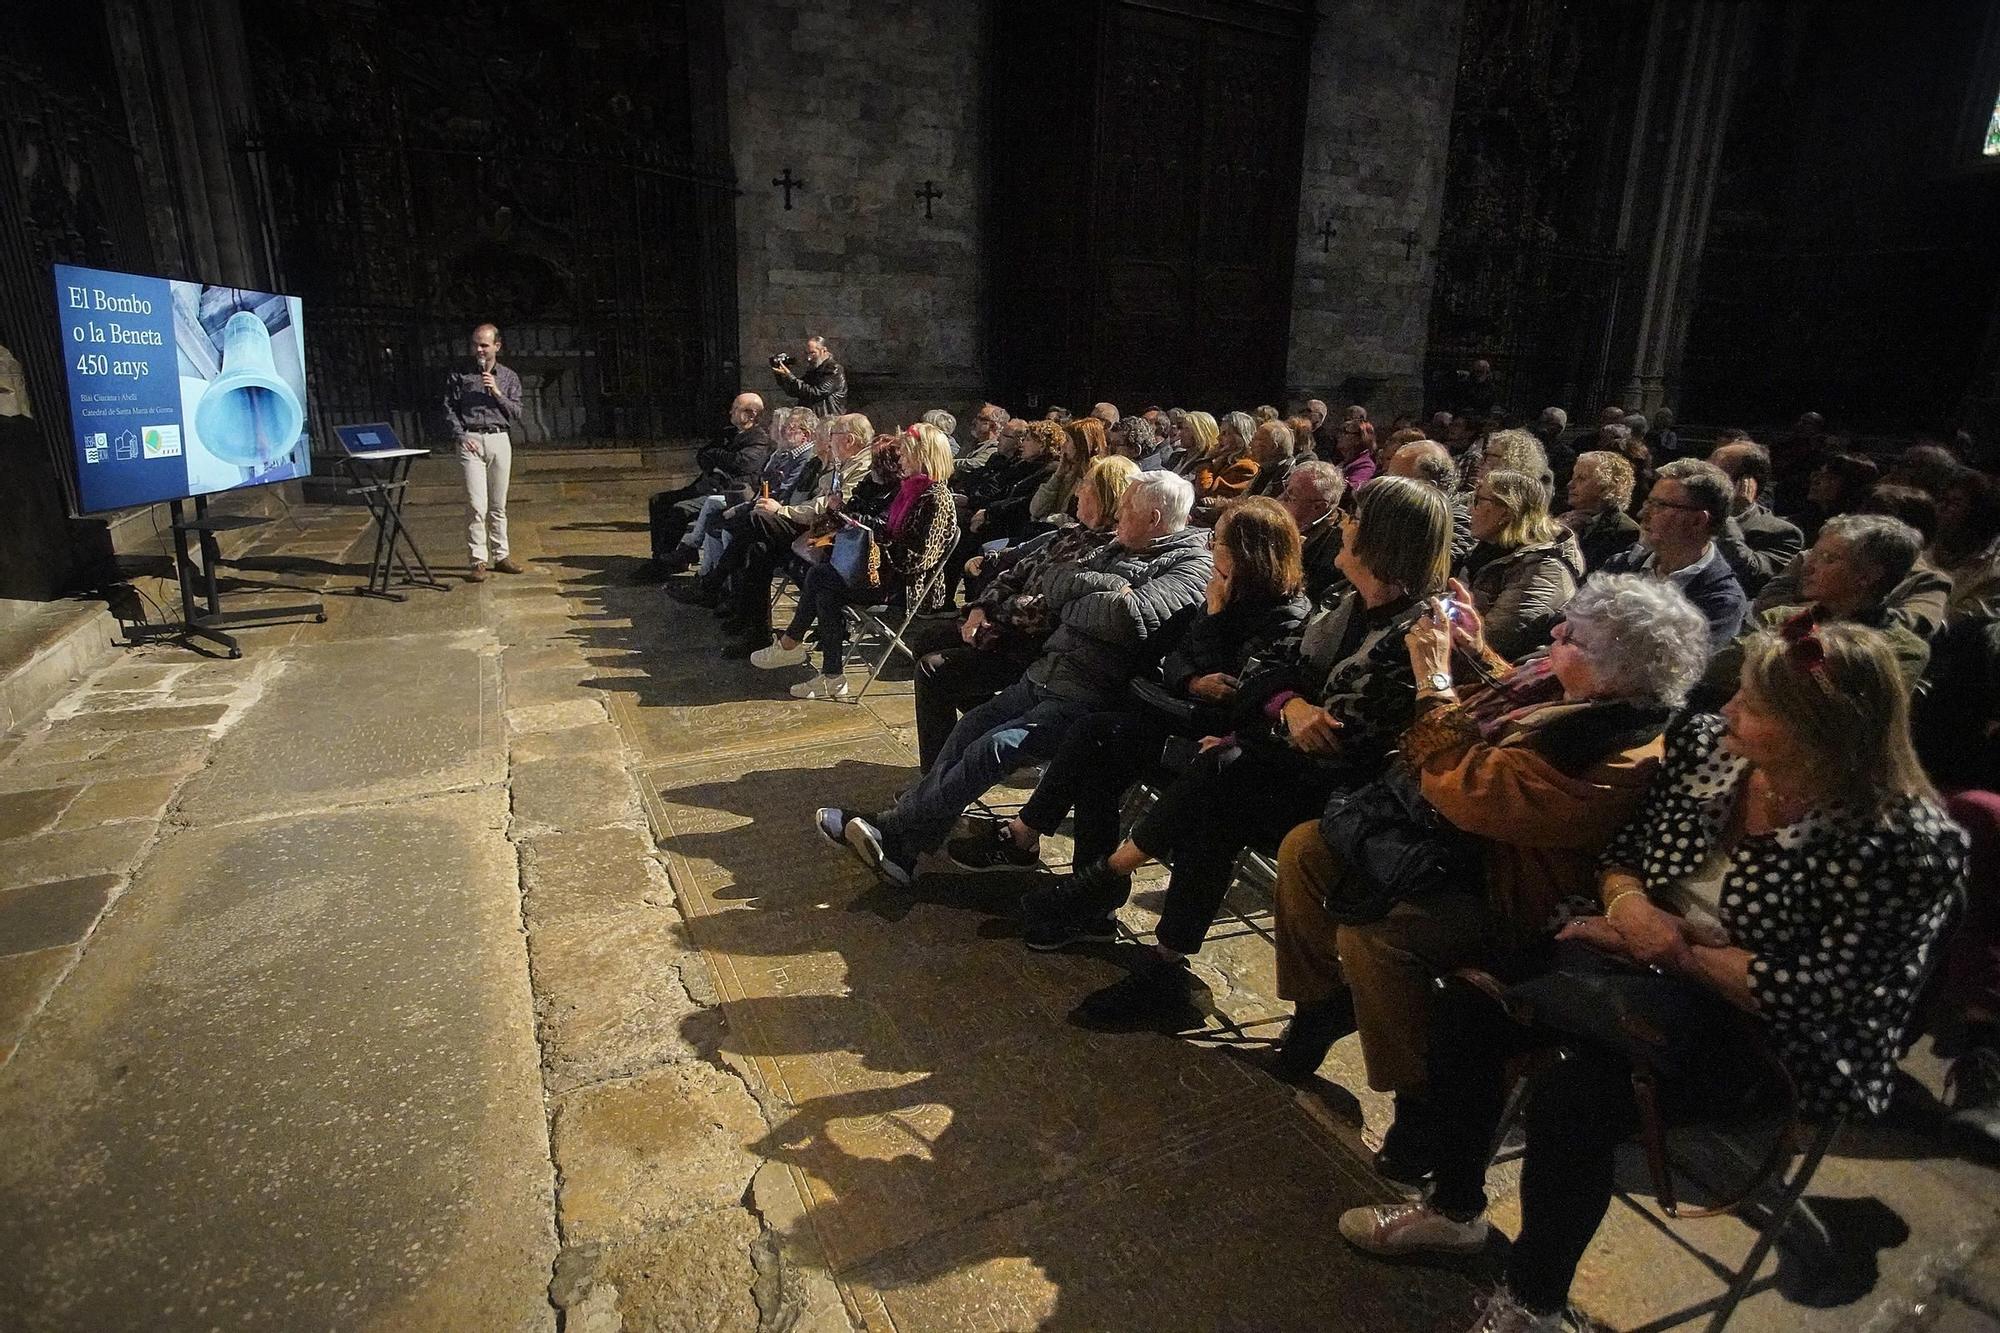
[1019,858,1131,922]
[1373,1096,1440,1196]
[1021,913,1119,952]
[1070,951,1206,1033]
[669,577,723,608]
[1269,991,1359,1084]
[946,819,1041,872]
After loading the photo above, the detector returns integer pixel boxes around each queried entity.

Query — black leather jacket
[775,356,847,416]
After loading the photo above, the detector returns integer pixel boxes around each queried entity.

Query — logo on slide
[84,433,108,464]
[142,424,183,459]
[113,430,139,461]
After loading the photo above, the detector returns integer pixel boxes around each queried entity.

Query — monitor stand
[157,495,327,658]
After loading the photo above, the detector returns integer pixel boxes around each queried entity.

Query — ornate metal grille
[245,135,735,452]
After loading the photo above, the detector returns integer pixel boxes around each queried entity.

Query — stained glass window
[1987,88,2000,156]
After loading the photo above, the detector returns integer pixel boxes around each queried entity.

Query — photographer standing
[772,334,846,417]
[444,322,526,581]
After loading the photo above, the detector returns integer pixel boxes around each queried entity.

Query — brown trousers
[1273,821,1494,1096]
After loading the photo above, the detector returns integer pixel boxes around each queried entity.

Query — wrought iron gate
[243,134,738,453]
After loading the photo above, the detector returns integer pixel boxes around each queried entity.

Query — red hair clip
[1777,609,1828,677]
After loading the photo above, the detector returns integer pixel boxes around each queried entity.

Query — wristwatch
[1422,670,1454,695]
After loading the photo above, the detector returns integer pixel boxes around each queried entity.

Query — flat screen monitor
[52,263,312,514]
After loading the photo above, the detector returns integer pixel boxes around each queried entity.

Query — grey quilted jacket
[1024,525,1214,705]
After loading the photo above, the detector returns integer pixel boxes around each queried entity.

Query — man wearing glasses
[1595,458,1748,651]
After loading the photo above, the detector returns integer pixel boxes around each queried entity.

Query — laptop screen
[334,422,405,454]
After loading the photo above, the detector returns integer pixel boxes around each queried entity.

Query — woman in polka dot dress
[1335,619,1968,1333]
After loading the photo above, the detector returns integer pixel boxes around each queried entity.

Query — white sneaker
[751,639,811,669]
[1338,1201,1490,1258]
[789,673,850,700]
[1466,1285,1566,1332]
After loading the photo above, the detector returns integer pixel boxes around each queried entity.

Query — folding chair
[844,555,952,701]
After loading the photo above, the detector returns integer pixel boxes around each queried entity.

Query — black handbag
[1315,758,1477,925]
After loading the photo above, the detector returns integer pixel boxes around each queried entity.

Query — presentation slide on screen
[53,263,310,514]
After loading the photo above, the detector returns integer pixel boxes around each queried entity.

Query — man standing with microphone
[444,322,526,581]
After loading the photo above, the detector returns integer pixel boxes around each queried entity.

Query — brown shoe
[493,557,528,575]
[466,562,489,583]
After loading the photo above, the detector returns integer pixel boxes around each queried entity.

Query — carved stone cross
[915,180,944,219]
[1403,229,1422,261]
[1318,218,1337,253]
[772,168,806,210]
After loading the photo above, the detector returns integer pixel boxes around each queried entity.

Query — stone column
[103,0,272,286]
[1611,0,1755,416]
[1286,0,1468,420]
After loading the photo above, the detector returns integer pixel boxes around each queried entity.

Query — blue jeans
[879,678,1093,855]
[785,562,852,676]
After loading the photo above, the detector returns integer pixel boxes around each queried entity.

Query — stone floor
[0,494,1995,1332]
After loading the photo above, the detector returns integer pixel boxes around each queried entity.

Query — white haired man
[444,322,525,580]
[817,471,1212,887]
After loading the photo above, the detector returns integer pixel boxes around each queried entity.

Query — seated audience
[1387,440,1476,562]
[1792,451,1880,543]
[1771,409,1833,516]
[948,497,1311,874]
[1109,415,1168,471]
[1708,440,1804,597]
[1017,476,1454,1029]
[915,456,1138,769]
[1188,411,1261,524]
[956,402,1010,469]
[1279,460,1348,600]
[1596,458,1747,651]
[1031,419,1108,525]
[1090,401,1121,430]
[1754,486,1952,639]
[817,470,1212,886]
[1269,577,1705,1152]
[1247,420,1300,499]
[1477,428,1552,494]
[1379,426,1428,475]
[750,425,959,700]
[1338,622,1964,1333]
[1558,449,1640,572]
[1645,406,1682,466]
[1934,470,2000,628]
[1457,469,1583,658]
[1701,514,1929,714]
[1332,419,1379,490]
[1172,410,1220,480]
[921,408,960,456]
[955,419,1061,575]
[666,406,822,581]
[1286,414,1320,464]
[700,412,875,655]
[639,392,775,580]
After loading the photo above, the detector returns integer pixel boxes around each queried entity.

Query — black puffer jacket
[1156,591,1312,733]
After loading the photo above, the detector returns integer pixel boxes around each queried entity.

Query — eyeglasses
[1638,497,1705,514]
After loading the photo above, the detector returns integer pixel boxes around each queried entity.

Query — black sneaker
[660,546,698,574]
[1022,913,1119,952]
[1070,954,1205,1033]
[947,820,1040,872]
[1020,859,1132,921]
[629,559,670,584]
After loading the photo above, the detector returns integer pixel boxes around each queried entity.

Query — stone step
[0,599,120,734]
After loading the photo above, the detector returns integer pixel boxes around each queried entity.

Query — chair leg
[1703,1119,1842,1332]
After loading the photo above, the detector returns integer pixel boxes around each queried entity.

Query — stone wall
[1286,0,1466,418]
[725,0,986,428]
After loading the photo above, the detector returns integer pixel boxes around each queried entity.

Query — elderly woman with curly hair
[1337,620,1965,1333]
[1267,576,1709,1167]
